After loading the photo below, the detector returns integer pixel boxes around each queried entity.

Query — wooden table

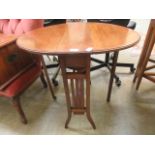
[16,22,140,129]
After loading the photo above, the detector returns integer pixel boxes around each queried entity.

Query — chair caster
[115,79,121,87]
[130,67,135,73]
[52,79,59,86]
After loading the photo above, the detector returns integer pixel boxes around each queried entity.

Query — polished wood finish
[133,20,155,90]
[17,22,140,55]
[17,23,140,129]
[59,54,96,129]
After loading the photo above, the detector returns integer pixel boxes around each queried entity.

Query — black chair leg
[52,67,60,86]
[91,53,121,87]
[40,72,48,88]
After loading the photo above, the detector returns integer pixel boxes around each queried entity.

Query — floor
[0,19,154,135]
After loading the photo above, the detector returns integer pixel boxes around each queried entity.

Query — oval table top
[17,22,140,55]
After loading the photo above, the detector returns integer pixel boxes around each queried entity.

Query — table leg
[59,54,96,129]
[41,56,56,100]
[107,51,119,102]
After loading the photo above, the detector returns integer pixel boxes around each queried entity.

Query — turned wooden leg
[12,97,27,124]
[107,51,119,102]
[40,72,47,88]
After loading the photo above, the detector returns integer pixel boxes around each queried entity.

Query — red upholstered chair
[0,19,47,124]
[0,19,44,35]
